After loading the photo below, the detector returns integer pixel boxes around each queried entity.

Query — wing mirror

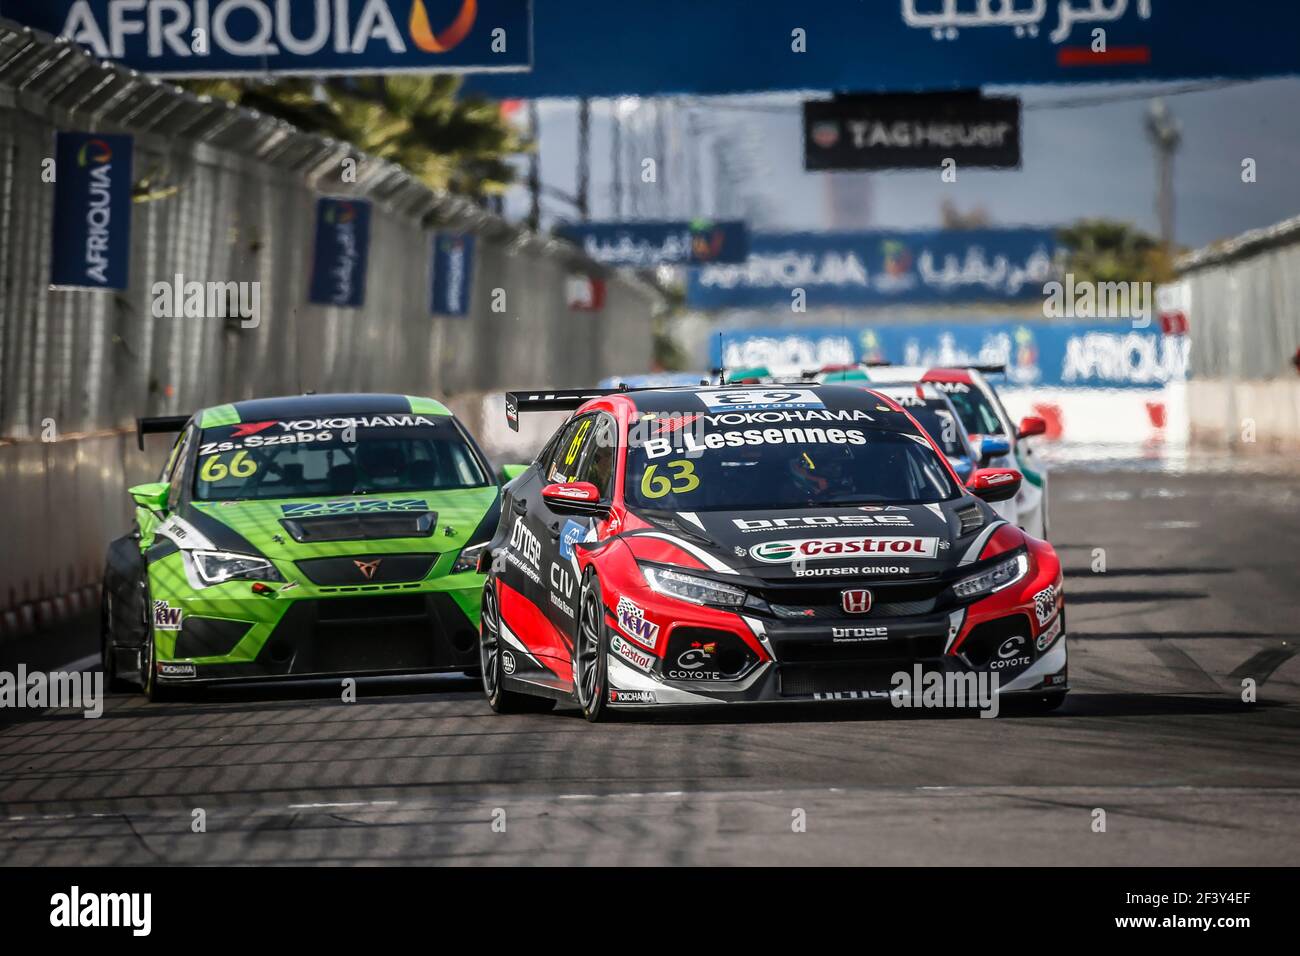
[966,468,1022,503]
[541,481,607,515]
[971,433,1012,465]
[499,463,529,484]
[1017,415,1048,440]
[129,481,170,512]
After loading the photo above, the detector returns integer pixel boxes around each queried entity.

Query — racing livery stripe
[179,503,263,555]
[496,578,574,683]
[405,395,452,417]
[620,533,710,571]
[958,519,1006,566]
[624,531,739,575]
[154,514,218,552]
[200,404,240,428]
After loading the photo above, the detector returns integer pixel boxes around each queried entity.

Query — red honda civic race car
[474,383,1066,721]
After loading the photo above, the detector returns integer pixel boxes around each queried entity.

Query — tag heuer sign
[804,92,1021,171]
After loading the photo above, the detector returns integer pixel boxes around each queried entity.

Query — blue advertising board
[430,232,475,315]
[0,1,531,76]
[556,221,750,267]
[459,0,1300,97]
[49,132,134,290]
[308,198,371,308]
[712,319,1189,390]
[687,229,1058,310]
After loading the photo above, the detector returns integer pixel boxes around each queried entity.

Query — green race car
[101,393,509,699]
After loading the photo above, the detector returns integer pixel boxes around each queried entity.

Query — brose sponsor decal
[281,499,428,517]
[733,514,912,532]
[751,536,940,563]
[505,517,541,583]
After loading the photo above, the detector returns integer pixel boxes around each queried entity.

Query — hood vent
[280,511,436,543]
[956,506,984,537]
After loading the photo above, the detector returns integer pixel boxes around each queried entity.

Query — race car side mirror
[1017,416,1048,440]
[966,468,1022,504]
[129,481,170,512]
[972,434,1011,464]
[541,481,607,515]
[499,463,529,484]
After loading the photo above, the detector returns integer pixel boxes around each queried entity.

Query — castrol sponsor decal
[750,536,940,564]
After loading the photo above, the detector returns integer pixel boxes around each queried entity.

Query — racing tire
[479,579,554,714]
[575,572,612,723]
[100,587,137,694]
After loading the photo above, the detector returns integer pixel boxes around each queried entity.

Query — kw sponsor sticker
[152,600,183,630]
[615,597,660,650]
[1033,584,1059,626]
[751,536,940,563]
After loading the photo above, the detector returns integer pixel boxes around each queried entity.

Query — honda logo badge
[841,589,872,614]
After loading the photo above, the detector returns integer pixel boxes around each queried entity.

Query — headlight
[952,552,1028,600]
[452,541,488,575]
[642,566,746,607]
[190,550,283,587]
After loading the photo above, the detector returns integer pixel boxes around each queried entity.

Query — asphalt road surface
[2,463,1297,865]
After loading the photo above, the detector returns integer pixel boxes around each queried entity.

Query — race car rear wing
[136,415,190,450]
[504,388,630,431]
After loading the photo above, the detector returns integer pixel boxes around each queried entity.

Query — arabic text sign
[556,221,750,267]
[50,132,134,290]
[308,198,372,309]
[462,0,1300,97]
[713,319,1189,390]
[805,92,1021,171]
[687,229,1059,310]
[431,232,475,316]
[2,0,531,76]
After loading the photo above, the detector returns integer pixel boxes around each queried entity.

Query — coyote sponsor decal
[152,600,183,630]
[615,596,660,650]
[750,536,940,563]
[281,499,429,517]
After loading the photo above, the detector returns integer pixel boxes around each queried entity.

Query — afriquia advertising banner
[712,319,1189,390]
[556,221,750,268]
[0,1,531,76]
[49,131,134,291]
[308,198,371,308]
[686,229,1058,310]
[461,0,1300,98]
[430,232,475,316]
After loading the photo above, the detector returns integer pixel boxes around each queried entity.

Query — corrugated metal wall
[0,21,662,637]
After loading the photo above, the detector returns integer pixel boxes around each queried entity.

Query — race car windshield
[192,417,491,501]
[879,397,967,457]
[931,384,1004,435]
[625,426,961,512]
